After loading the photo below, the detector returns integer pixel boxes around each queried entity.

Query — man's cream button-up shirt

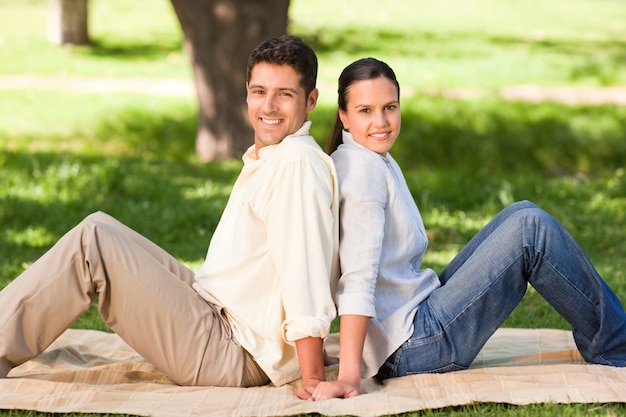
[194,121,339,386]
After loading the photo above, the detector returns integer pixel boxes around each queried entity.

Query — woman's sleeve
[334,152,387,318]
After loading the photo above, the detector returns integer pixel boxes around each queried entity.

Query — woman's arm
[310,314,369,400]
[337,315,369,390]
[310,150,386,400]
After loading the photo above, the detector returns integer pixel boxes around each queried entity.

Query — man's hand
[295,377,324,400]
[294,337,326,400]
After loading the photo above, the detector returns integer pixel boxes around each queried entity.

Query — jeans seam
[541,253,604,361]
[435,253,523,334]
[542,253,597,308]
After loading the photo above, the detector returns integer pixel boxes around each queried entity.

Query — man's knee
[79,212,117,230]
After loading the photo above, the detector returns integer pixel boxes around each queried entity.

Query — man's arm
[294,336,326,400]
[267,143,338,397]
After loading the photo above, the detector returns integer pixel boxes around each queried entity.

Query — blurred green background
[1,1,625,415]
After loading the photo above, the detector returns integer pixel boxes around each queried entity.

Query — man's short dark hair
[246,35,318,97]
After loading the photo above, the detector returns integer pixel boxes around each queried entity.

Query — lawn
[1,0,625,416]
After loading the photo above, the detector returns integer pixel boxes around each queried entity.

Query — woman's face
[339,76,400,157]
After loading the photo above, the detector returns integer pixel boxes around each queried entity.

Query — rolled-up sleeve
[266,155,338,343]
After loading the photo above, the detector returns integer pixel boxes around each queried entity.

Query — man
[0,35,339,400]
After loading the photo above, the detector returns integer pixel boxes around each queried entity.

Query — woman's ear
[339,109,349,131]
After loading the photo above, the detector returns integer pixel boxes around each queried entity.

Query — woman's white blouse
[331,131,440,377]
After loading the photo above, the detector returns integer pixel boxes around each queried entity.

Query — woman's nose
[374,110,388,127]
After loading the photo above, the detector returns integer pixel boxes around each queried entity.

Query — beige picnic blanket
[1,328,624,416]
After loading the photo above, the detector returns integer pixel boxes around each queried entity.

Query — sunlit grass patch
[1,1,626,416]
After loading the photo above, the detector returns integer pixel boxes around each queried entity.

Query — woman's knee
[508,201,555,223]
[509,200,539,212]
[506,203,562,242]
[493,201,542,228]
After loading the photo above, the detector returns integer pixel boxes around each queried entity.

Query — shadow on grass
[2,96,626,332]
[323,97,625,285]
[390,97,626,208]
[304,27,626,59]
[84,37,184,60]
[3,96,625,269]
[0,150,240,278]
[91,105,200,162]
[301,28,626,83]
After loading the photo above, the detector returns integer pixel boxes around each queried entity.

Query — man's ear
[306,88,319,112]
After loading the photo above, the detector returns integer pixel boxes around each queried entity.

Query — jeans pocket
[406,362,467,375]
[394,330,466,376]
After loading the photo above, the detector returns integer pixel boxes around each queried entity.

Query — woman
[310,57,626,400]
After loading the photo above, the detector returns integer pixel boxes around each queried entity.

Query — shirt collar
[341,129,388,161]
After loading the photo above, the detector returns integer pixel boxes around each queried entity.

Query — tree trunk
[170,0,290,161]
[47,0,90,45]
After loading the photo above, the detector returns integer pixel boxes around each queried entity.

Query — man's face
[247,62,318,152]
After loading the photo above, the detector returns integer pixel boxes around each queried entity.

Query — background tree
[170,0,291,161]
[47,0,90,45]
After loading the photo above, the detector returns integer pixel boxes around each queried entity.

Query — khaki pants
[0,212,268,387]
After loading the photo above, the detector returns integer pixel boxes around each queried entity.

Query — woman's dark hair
[325,58,399,154]
[246,35,318,97]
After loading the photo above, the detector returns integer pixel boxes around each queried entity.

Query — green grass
[2,403,625,417]
[2,0,626,91]
[0,90,197,158]
[0,0,187,78]
[1,0,626,416]
[292,0,626,90]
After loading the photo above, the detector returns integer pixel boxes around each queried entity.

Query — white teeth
[262,118,280,125]
[371,133,388,138]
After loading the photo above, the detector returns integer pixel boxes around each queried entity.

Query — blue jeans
[376,201,626,379]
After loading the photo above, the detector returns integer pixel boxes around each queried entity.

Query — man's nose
[262,94,278,112]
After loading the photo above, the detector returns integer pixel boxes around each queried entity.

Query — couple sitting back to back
[1,36,625,402]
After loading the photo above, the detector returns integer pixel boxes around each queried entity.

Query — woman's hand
[310,380,361,400]
[296,378,361,400]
